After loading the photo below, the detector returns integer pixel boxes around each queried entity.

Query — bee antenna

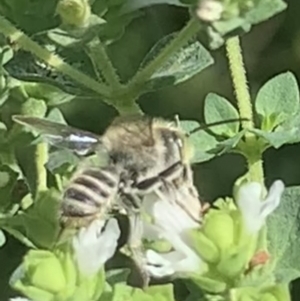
[188,118,249,135]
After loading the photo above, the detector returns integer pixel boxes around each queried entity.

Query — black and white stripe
[62,166,120,217]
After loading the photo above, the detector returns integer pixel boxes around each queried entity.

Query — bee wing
[13,115,102,155]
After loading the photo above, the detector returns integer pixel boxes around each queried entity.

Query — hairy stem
[0,16,142,115]
[226,36,264,183]
[0,16,110,98]
[86,38,122,90]
[35,143,48,192]
[125,18,200,99]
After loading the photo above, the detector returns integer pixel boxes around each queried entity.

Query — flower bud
[264,284,291,301]
[191,274,227,294]
[216,244,252,278]
[56,0,91,27]
[238,295,256,301]
[188,229,219,263]
[11,250,69,300]
[10,248,104,301]
[261,293,277,301]
[21,98,47,118]
[202,210,235,252]
[29,252,66,293]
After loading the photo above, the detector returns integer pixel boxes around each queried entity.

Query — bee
[13,114,243,285]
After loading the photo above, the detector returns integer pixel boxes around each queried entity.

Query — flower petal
[145,229,203,278]
[10,298,32,301]
[197,0,224,22]
[237,180,284,234]
[73,218,120,276]
[143,190,199,236]
[260,180,284,220]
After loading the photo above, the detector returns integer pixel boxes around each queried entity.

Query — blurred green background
[1,0,300,299]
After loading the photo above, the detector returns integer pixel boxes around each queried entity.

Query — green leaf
[46,149,79,175]
[1,226,36,248]
[0,165,19,213]
[5,190,60,249]
[46,108,68,124]
[0,229,6,247]
[23,82,76,106]
[180,121,218,163]
[140,34,213,91]
[245,0,287,25]
[121,0,185,14]
[204,93,240,136]
[255,72,300,130]
[213,17,251,37]
[214,130,246,156]
[14,144,39,196]
[250,112,300,149]
[267,185,300,283]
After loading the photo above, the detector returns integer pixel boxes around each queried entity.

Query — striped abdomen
[61,165,120,220]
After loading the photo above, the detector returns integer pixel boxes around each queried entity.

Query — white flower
[236,180,285,234]
[196,0,224,22]
[72,218,120,276]
[142,185,204,278]
[10,298,31,301]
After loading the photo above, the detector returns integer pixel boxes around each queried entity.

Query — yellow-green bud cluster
[11,246,104,301]
[56,0,91,27]
[187,198,262,293]
[233,284,291,301]
[218,0,261,19]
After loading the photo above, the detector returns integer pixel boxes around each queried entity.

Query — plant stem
[35,143,48,192]
[125,18,200,99]
[86,38,122,90]
[225,36,264,183]
[0,16,110,99]
[0,15,142,115]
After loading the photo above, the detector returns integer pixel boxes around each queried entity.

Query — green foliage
[255,72,300,131]
[204,93,240,136]
[0,0,298,301]
[267,185,300,283]
[140,34,213,92]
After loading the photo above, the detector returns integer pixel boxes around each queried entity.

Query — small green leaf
[23,82,76,106]
[245,0,287,25]
[255,72,300,130]
[46,149,79,175]
[5,190,60,249]
[140,34,213,91]
[181,120,218,163]
[46,108,68,124]
[204,93,240,136]
[250,112,300,149]
[213,17,251,37]
[214,130,246,156]
[267,185,300,283]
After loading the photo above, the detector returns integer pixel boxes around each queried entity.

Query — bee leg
[127,210,150,288]
[134,161,184,194]
[118,188,150,288]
